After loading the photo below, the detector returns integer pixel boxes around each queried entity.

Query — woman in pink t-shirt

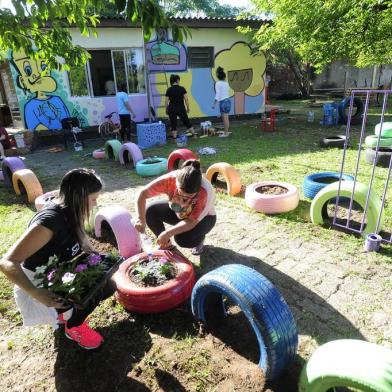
[134,160,216,255]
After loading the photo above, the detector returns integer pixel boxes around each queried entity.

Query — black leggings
[146,201,216,248]
[168,107,192,131]
[59,278,116,328]
[119,114,132,141]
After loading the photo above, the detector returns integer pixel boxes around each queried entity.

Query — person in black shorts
[0,168,114,350]
[165,74,194,139]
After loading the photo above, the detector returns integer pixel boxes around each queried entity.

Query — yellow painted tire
[205,162,241,196]
[12,169,43,203]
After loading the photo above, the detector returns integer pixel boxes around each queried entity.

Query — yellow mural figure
[10,49,69,130]
[212,42,266,114]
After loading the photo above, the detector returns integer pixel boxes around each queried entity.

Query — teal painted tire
[375,122,392,138]
[299,339,392,392]
[365,135,392,148]
[310,180,383,236]
[136,157,168,177]
[105,140,122,161]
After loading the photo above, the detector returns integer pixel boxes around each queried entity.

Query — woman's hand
[31,287,69,309]
[134,218,146,233]
[157,231,172,249]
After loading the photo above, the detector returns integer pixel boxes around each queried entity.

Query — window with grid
[187,47,214,68]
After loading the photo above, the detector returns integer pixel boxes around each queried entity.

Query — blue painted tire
[303,172,354,200]
[136,157,168,177]
[338,97,364,125]
[191,264,298,381]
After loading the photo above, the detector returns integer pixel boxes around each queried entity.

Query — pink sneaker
[191,242,205,256]
[65,321,103,349]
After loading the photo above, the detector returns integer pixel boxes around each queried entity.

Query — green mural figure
[11,49,70,130]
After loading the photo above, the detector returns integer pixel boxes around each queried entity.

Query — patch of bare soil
[88,221,118,254]
[256,185,288,195]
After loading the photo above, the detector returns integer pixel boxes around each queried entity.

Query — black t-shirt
[23,203,82,271]
[165,85,187,110]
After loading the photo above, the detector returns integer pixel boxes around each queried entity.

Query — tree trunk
[285,52,310,98]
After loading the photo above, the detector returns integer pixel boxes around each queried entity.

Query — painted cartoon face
[11,50,56,94]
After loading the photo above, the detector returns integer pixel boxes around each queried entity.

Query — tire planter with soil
[136,157,168,177]
[94,205,141,259]
[375,122,392,138]
[1,157,26,188]
[92,148,105,159]
[119,142,143,167]
[365,147,392,168]
[245,181,299,214]
[191,264,298,381]
[104,139,122,161]
[35,190,59,211]
[338,96,364,125]
[364,135,392,148]
[310,181,383,235]
[303,172,354,200]
[12,169,43,203]
[299,339,392,392]
[167,148,198,171]
[114,249,196,313]
[205,162,241,196]
[319,135,347,148]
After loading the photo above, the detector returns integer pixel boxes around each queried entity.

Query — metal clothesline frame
[333,89,392,243]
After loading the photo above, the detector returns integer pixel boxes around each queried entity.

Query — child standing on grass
[212,66,231,138]
[0,125,11,160]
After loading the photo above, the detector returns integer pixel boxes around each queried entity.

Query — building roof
[98,15,269,28]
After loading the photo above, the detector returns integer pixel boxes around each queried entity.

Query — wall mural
[152,41,266,118]
[10,49,70,130]
[212,42,266,115]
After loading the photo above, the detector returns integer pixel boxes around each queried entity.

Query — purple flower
[159,258,168,264]
[88,253,102,266]
[75,263,88,273]
[47,269,57,281]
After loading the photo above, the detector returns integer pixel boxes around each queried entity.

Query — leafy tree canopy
[163,0,244,18]
[246,0,392,72]
[0,0,188,69]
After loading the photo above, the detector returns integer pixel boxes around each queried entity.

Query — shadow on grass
[54,319,152,392]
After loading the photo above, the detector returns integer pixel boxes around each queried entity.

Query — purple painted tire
[94,205,142,259]
[2,157,26,188]
[119,143,143,167]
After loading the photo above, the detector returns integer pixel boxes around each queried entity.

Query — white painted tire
[245,181,299,214]
[35,190,59,211]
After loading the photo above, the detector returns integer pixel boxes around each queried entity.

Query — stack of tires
[365,122,392,168]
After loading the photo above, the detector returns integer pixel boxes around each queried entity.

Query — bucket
[74,142,83,152]
[14,133,25,148]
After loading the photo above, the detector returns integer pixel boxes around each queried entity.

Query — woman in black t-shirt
[0,168,112,350]
[165,74,194,139]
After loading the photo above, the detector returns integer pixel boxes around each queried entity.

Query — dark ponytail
[59,168,103,247]
[216,66,226,80]
[170,74,180,86]
[176,159,202,194]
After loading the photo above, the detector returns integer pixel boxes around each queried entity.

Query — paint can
[364,233,382,252]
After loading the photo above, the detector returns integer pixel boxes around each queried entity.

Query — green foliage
[163,0,244,17]
[246,0,392,71]
[0,0,188,69]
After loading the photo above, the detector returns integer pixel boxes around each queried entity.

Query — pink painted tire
[2,157,26,188]
[167,148,198,171]
[92,148,105,159]
[245,181,299,214]
[94,205,141,259]
[35,190,59,211]
[119,142,143,167]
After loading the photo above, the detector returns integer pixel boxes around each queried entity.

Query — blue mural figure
[10,49,70,130]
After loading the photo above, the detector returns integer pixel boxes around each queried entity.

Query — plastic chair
[261,109,277,132]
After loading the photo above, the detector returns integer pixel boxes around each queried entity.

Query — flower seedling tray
[70,253,124,310]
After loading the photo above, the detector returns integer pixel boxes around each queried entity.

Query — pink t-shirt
[145,171,216,221]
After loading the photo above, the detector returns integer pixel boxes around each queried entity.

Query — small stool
[261,109,277,132]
